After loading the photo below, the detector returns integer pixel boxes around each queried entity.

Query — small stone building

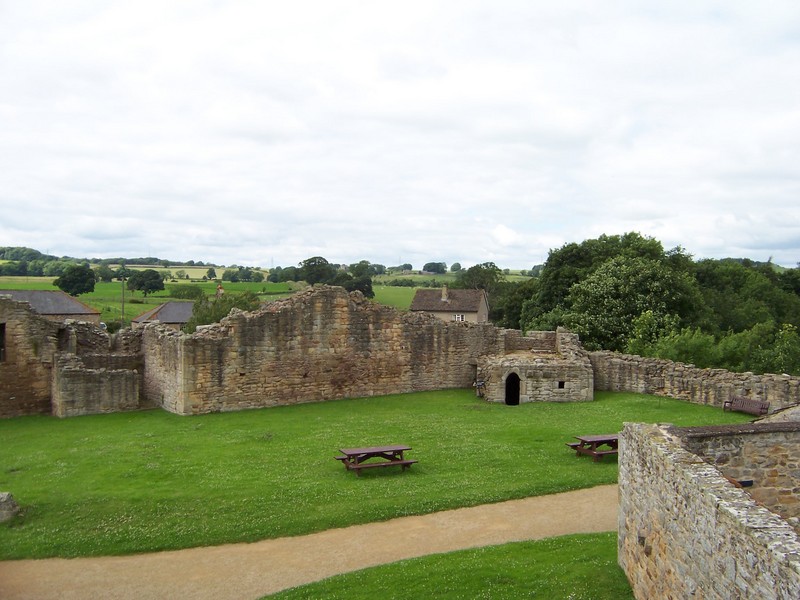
[476,329,594,405]
[409,287,490,323]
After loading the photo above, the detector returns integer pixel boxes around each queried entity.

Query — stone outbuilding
[476,329,594,405]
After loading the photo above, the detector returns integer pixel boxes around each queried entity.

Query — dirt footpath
[0,484,618,600]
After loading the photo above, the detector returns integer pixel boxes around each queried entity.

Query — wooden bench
[723,395,770,416]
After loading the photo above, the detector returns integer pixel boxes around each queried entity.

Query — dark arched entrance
[505,372,520,406]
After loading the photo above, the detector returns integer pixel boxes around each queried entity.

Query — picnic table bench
[335,444,417,476]
[723,395,770,416]
[566,434,619,462]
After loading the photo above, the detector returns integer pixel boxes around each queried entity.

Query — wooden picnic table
[566,434,619,462]
[335,444,418,476]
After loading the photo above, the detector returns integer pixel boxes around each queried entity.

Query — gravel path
[0,484,618,600]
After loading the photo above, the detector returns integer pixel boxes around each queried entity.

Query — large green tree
[559,256,702,351]
[127,269,165,296]
[453,262,504,295]
[53,264,96,296]
[423,262,447,274]
[299,256,338,285]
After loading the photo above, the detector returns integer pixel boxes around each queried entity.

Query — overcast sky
[1,1,799,270]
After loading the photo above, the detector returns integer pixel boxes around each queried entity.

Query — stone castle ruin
[1,286,593,418]
[5,285,800,598]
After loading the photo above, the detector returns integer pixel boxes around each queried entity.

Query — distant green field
[0,277,297,326]
[372,286,418,310]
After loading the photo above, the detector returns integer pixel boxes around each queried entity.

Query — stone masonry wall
[52,354,141,418]
[619,422,800,600]
[141,287,510,415]
[591,351,800,411]
[0,297,60,417]
[679,423,800,522]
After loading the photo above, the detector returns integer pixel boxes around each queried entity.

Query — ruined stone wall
[141,287,509,415]
[619,422,800,600]
[591,351,800,410]
[142,327,186,414]
[52,354,141,418]
[0,297,60,417]
[679,423,800,521]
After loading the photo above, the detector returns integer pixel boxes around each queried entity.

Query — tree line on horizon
[3,236,799,376]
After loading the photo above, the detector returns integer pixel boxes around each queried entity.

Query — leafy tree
[127,269,165,296]
[221,269,240,283]
[454,262,504,295]
[184,292,261,333]
[423,262,447,274]
[535,232,671,315]
[53,264,96,296]
[349,261,373,278]
[96,264,116,283]
[115,266,135,281]
[491,277,539,329]
[450,262,462,272]
[779,267,800,296]
[251,271,265,283]
[175,270,187,280]
[346,275,374,298]
[206,267,217,280]
[299,256,337,285]
[693,259,800,335]
[559,256,702,351]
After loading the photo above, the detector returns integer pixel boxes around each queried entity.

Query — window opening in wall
[0,323,5,362]
[453,314,465,322]
[558,380,565,389]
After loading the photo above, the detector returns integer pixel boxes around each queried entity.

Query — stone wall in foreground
[619,422,800,600]
[591,351,800,411]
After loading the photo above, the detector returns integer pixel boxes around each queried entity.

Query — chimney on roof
[441,285,449,302]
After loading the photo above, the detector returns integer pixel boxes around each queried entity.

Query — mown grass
[267,532,632,600]
[0,390,750,560]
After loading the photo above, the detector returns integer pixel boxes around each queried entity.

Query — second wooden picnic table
[566,434,619,462]
[335,444,418,476]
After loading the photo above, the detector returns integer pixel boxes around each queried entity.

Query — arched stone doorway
[505,372,521,406]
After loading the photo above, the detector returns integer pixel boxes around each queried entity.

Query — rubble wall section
[52,354,140,418]
[591,351,800,410]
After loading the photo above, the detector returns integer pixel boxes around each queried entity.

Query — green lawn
[267,532,633,600]
[0,390,750,560]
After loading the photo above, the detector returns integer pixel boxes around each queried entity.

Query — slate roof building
[132,301,194,331]
[409,286,490,323]
[0,290,101,325]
